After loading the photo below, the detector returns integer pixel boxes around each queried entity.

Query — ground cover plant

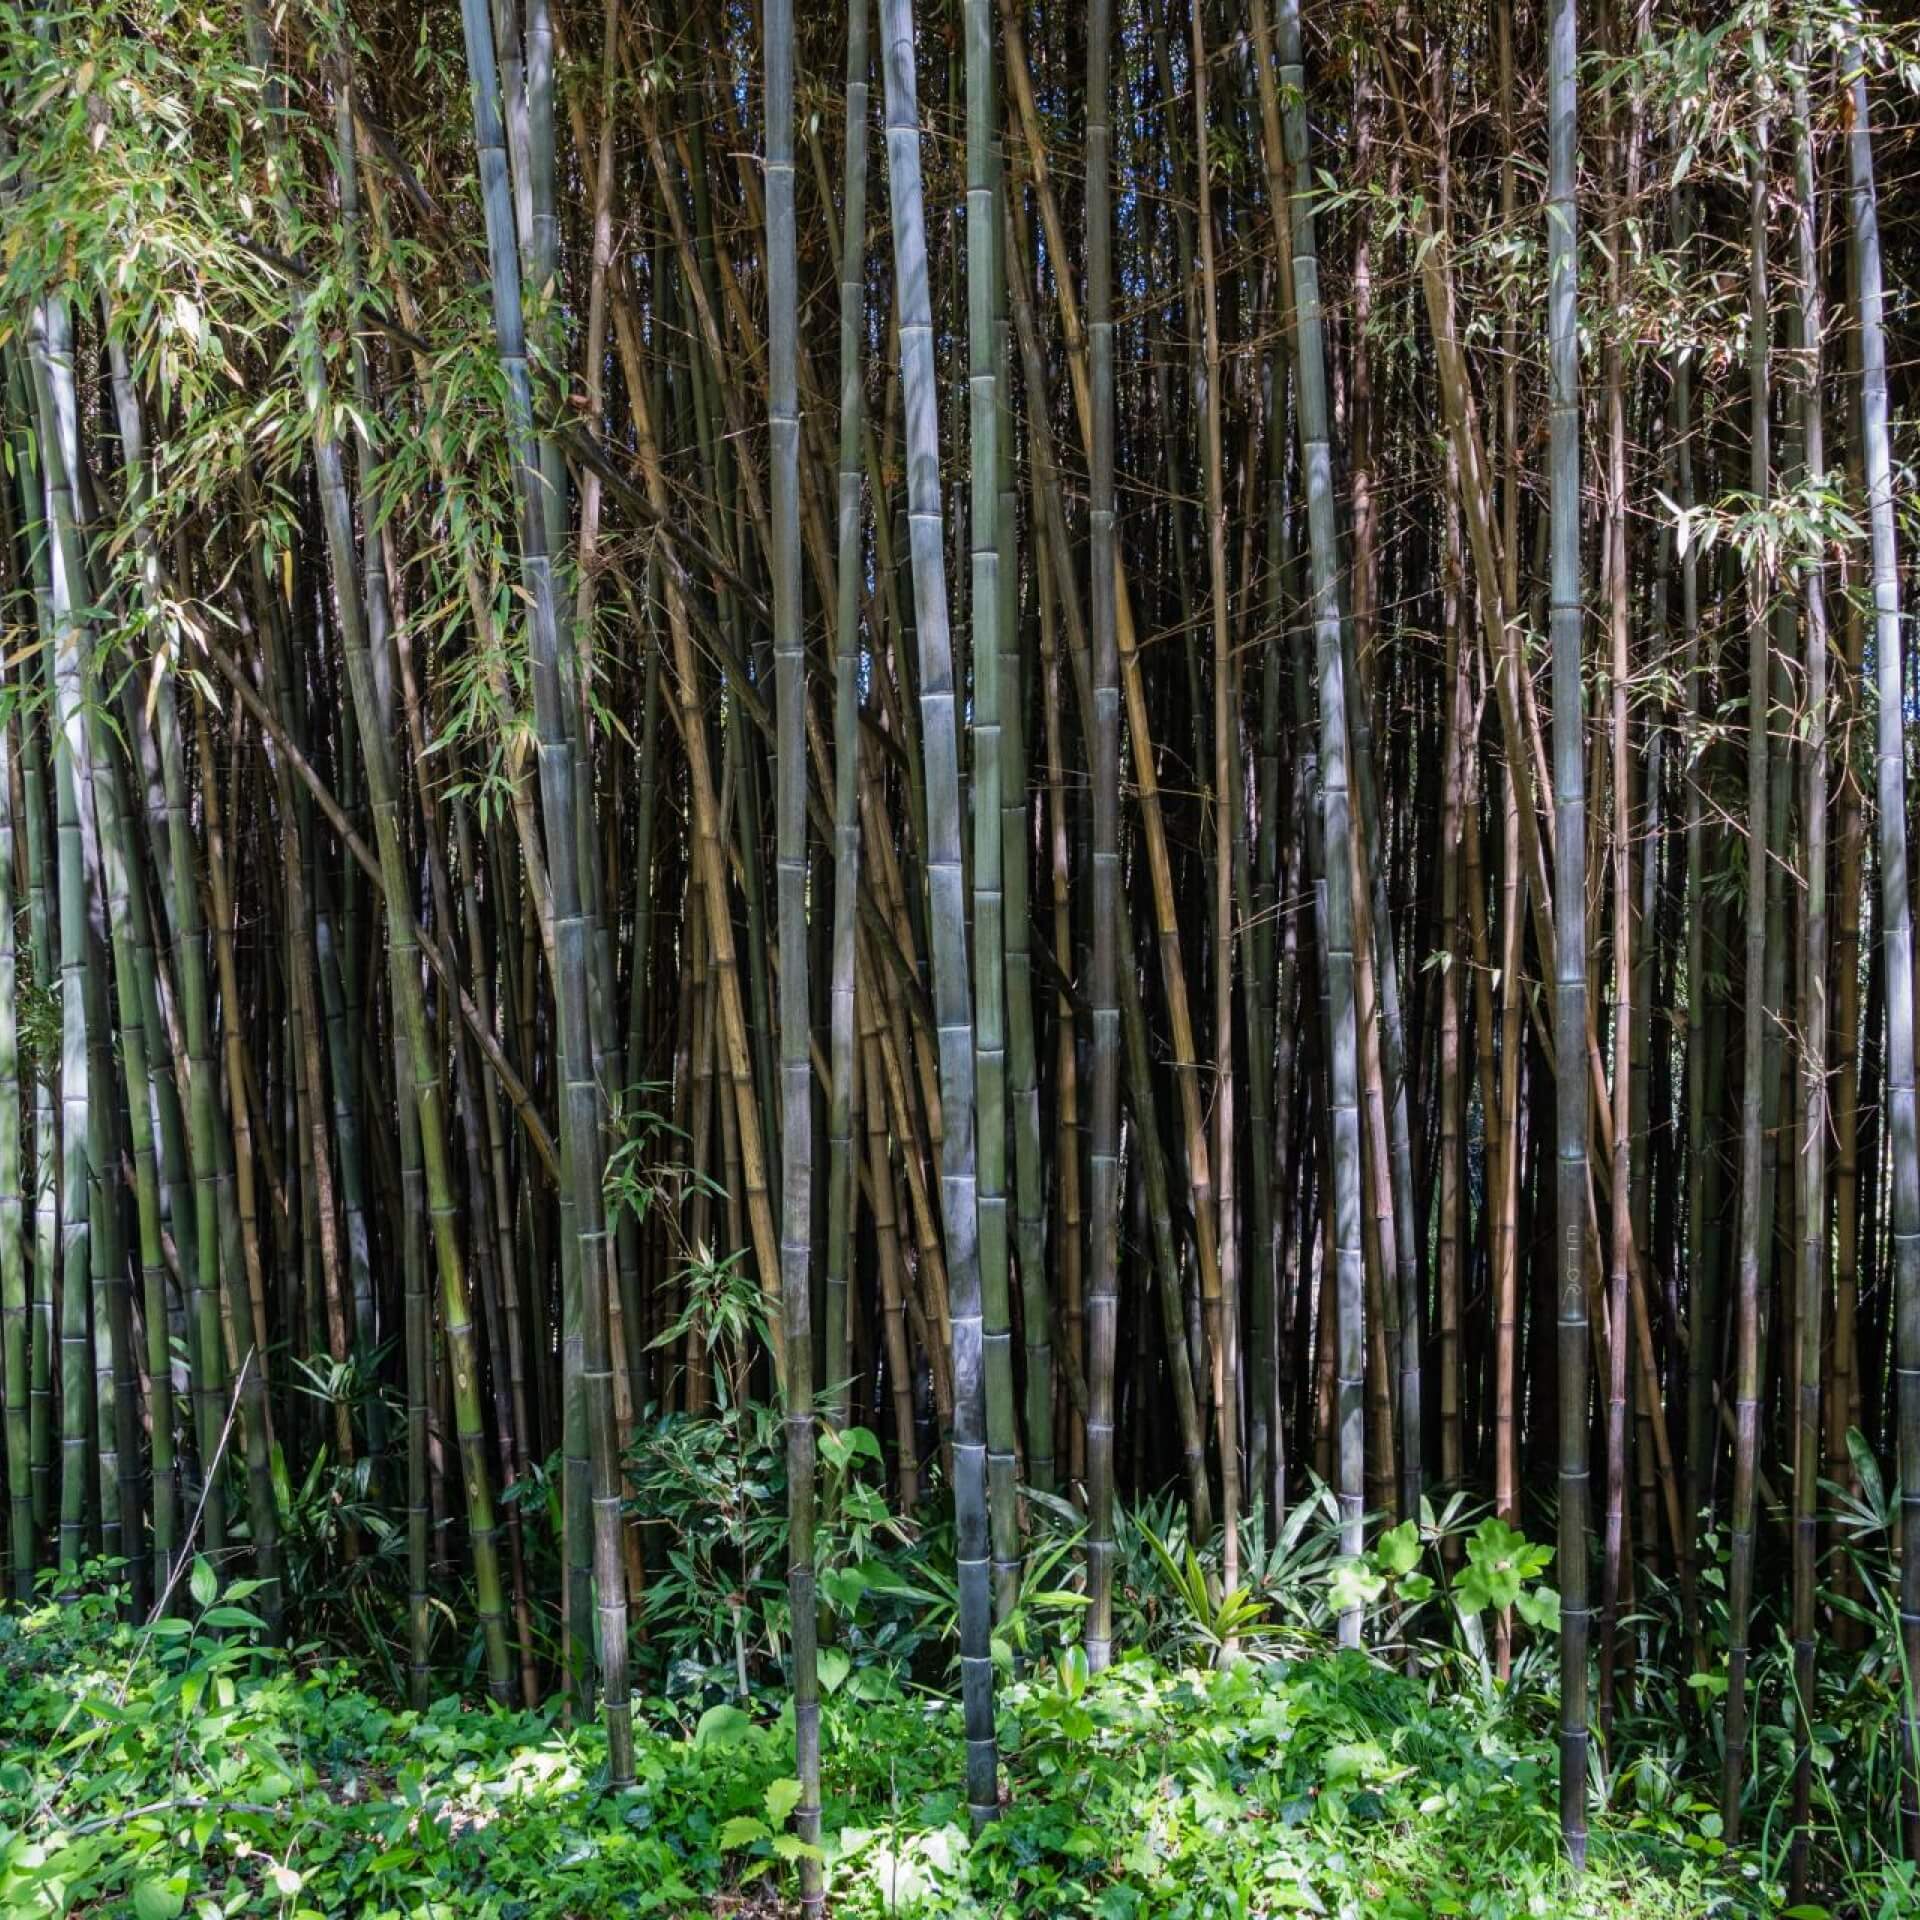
[0,1558,1794,1920]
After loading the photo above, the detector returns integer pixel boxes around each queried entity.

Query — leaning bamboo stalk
[963,0,1019,1623]
[1546,0,1590,1862]
[1275,0,1366,1643]
[1723,37,1773,1836]
[1841,14,1920,1863]
[12,402,56,1546]
[1083,0,1121,1665]
[1829,584,1865,1644]
[1787,44,1828,1897]
[0,388,37,1598]
[1599,23,1645,1732]
[504,0,632,1764]
[190,694,284,1639]
[0,665,25,1595]
[1190,0,1241,1600]
[27,296,103,1588]
[88,696,178,1597]
[824,0,871,1436]
[993,163,1049,1504]
[879,0,996,1817]
[859,986,919,1502]
[766,0,822,1890]
[1673,170,1713,1663]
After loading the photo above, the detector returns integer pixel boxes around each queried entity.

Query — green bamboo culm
[766,0,823,1897]
[1082,0,1120,1673]
[0,664,28,1597]
[3,342,57,1558]
[99,335,181,1603]
[27,295,97,1586]
[1842,13,1920,1866]
[450,0,632,1772]
[398,1067,430,1705]
[330,82,392,1470]
[1786,41,1828,1898]
[995,144,1050,1502]
[824,0,870,1435]
[0,360,37,1600]
[88,701,176,1602]
[6,350,55,1555]
[191,696,285,1644]
[1723,26,1773,1841]
[38,320,141,1616]
[1547,0,1589,1868]
[964,0,1019,1626]
[879,0,998,1821]
[1274,0,1365,1644]
[1190,0,1240,1600]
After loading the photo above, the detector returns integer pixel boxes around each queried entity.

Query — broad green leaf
[1057,1643,1089,1701]
[1375,1520,1420,1577]
[202,1606,267,1630]
[1322,1740,1390,1786]
[189,1554,217,1609]
[1847,1427,1886,1520]
[1328,1557,1386,1615]
[133,1881,184,1920]
[1453,1565,1493,1616]
[718,1815,769,1849]
[816,1647,851,1695]
[764,1777,803,1827]
[820,1568,868,1615]
[693,1704,753,1750]
[1516,1586,1561,1633]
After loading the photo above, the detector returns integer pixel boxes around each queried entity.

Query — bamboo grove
[0,0,1919,1879]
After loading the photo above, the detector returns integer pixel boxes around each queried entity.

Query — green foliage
[0,1589,1782,1920]
[1135,1515,1276,1665]
[1320,1498,1561,1663]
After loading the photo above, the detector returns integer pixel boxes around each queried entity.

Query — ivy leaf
[819,1568,867,1615]
[816,1647,851,1696]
